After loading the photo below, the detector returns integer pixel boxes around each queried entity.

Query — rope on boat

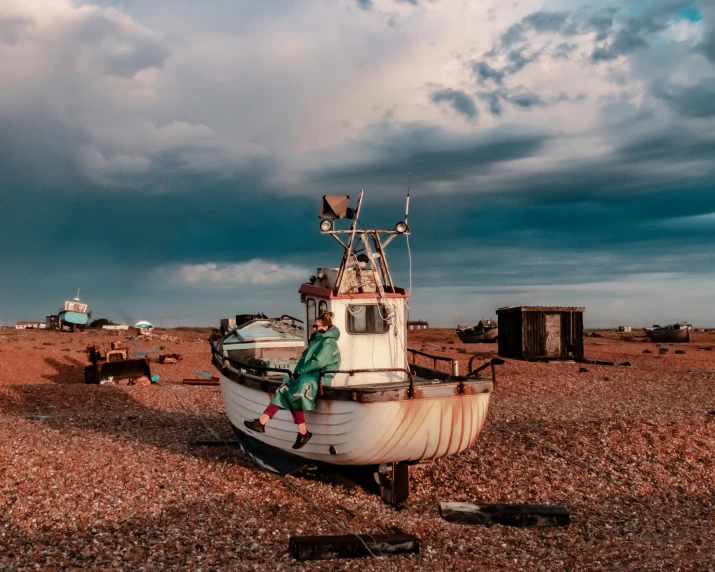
[169,385,393,567]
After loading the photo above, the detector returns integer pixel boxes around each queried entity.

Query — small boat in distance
[58,290,91,332]
[644,323,691,343]
[457,319,498,344]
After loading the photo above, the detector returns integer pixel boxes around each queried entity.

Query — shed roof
[496,306,585,314]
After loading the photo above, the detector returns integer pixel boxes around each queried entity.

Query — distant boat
[58,290,91,332]
[644,323,691,343]
[457,319,498,344]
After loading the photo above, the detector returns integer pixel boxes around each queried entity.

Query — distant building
[103,324,130,331]
[617,325,632,333]
[16,321,42,330]
[496,306,585,360]
[407,320,429,331]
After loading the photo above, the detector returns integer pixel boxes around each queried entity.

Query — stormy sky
[1,0,714,327]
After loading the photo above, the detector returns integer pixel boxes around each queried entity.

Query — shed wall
[522,311,547,358]
[498,308,584,360]
[497,310,523,358]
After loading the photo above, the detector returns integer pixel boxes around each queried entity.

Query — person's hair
[316,311,334,328]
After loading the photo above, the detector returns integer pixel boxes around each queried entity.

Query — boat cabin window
[318,300,328,316]
[306,298,316,331]
[346,304,389,334]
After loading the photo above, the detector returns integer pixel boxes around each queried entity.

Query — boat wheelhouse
[211,191,497,504]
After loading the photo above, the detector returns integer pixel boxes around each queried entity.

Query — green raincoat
[271,326,341,412]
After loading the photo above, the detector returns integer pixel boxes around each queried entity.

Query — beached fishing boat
[58,290,91,332]
[210,191,496,504]
[644,323,691,343]
[457,319,498,343]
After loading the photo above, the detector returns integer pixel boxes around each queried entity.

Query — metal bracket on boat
[318,368,415,398]
[468,357,505,383]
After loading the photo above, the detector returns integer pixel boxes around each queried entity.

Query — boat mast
[319,190,410,297]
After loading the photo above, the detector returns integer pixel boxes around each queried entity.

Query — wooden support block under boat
[288,533,420,561]
[182,378,220,386]
[439,502,570,528]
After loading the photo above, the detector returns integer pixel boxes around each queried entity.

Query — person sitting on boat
[244,312,341,450]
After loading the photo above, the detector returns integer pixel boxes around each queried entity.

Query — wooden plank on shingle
[289,533,420,561]
[439,502,570,528]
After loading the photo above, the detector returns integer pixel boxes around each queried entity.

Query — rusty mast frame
[319,190,410,297]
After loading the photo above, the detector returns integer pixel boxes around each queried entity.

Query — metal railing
[318,368,415,398]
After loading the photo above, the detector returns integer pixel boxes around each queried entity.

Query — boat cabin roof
[227,319,304,343]
[299,283,408,300]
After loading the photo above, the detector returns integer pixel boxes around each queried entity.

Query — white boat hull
[219,372,491,469]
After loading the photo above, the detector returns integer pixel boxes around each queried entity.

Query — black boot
[244,418,266,433]
[292,431,312,450]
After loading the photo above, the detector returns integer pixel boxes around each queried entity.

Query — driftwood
[439,502,570,528]
[289,533,420,561]
[182,378,220,386]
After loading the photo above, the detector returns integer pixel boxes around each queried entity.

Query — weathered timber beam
[289,533,420,561]
[439,502,570,528]
[182,379,219,386]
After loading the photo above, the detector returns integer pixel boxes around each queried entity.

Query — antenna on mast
[75,288,80,302]
[405,173,411,227]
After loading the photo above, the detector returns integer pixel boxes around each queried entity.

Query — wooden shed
[496,306,584,360]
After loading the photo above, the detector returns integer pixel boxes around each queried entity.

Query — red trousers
[263,403,305,425]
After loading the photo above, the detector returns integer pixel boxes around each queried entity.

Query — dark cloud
[485,92,502,116]
[702,24,715,63]
[312,122,551,186]
[477,88,545,116]
[430,88,478,119]
[591,28,649,62]
[356,0,374,10]
[616,127,715,163]
[72,11,171,77]
[522,11,569,33]
[505,48,540,74]
[553,42,577,59]
[472,61,504,85]
[500,23,526,46]
[652,79,715,118]
[587,13,615,40]
[508,91,544,108]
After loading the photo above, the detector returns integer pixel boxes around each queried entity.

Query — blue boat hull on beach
[59,310,90,327]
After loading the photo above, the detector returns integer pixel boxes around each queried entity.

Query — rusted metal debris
[84,342,152,384]
[288,533,420,561]
[439,502,570,528]
[158,353,183,364]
